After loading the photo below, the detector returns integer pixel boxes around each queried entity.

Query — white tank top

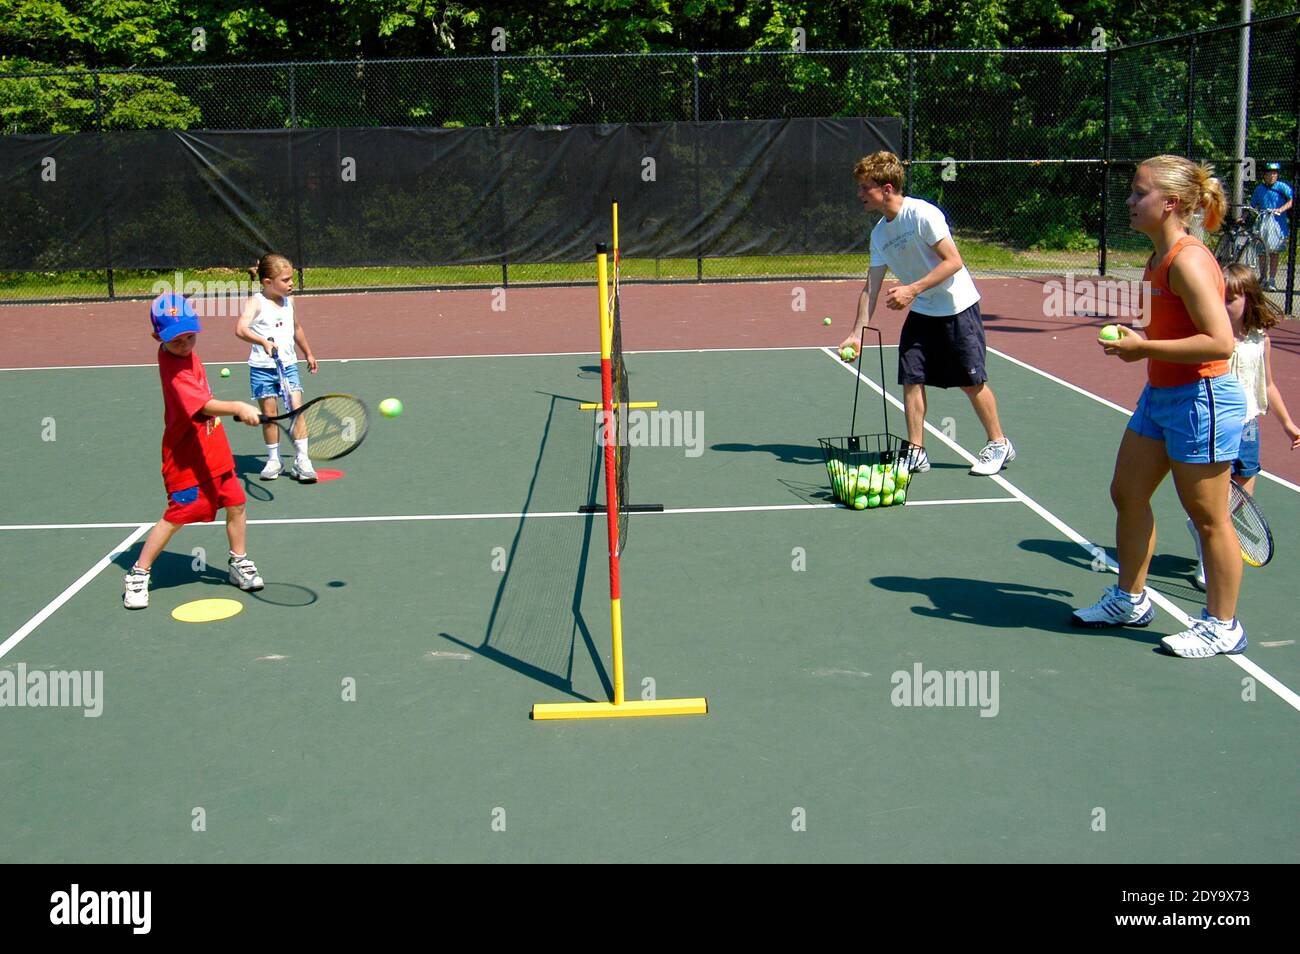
[246,292,297,369]
[1229,329,1268,421]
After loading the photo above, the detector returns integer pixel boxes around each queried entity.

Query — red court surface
[7,275,1300,485]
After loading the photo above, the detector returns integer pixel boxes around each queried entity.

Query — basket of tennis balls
[818,434,918,510]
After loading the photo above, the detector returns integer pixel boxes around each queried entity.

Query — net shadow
[441,389,611,701]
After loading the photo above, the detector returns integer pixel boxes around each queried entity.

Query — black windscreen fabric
[0,117,899,271]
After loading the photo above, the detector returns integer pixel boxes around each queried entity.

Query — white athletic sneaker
[260,458,283,480]
[970,438,1016,476]
[291,458,317,483]
[123,567,150,609]
[228,554,264,591]
[902,446,931,473]
[1160,610,1247,658]
[1070,584,1155,628]
[1187,517,1206,591]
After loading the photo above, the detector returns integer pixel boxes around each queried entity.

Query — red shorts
[163,471,246,525]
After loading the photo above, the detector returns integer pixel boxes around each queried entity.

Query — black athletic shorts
[897,302,988,388]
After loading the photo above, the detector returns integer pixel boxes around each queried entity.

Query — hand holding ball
[379,398,404,418]
[839,346,857,362]
[1098,324,1122,342]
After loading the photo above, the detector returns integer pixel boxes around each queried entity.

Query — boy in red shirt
[124,294,266,609]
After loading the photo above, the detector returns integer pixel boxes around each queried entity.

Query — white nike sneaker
[291,458,317,483]
[902,446,931,473]
[260,458,283,480]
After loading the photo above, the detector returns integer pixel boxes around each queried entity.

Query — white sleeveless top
[1229,329,1268,421]
[246,292,297,369]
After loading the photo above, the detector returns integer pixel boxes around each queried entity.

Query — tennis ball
[893,489,907,505]
[882,476,897,496]
[882,492,894,507]
[895,470,911,489]
[379,398,404,418]
[1099,324,1122,342]
[219,367,231,378]
[840,346,857,362]
[852,494,868,510]
[823,317,833,326]
[867,493,882,509]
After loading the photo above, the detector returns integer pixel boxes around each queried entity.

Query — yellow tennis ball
[1099,324,1122,342]
[852,494,868,510]
[219,367,231,378]
[379,398,404,418]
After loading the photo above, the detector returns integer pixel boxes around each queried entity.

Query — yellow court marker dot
[171,598,244,623]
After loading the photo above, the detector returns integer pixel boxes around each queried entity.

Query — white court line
[0,497,1019,533]
[0,523,150,663]
[825,347,1300,713]
[987,345,1300,493]
[0,345,826,373]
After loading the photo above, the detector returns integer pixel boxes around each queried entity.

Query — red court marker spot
[316,469,345,482]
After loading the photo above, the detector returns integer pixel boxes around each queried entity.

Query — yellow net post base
[531,698,709,721]
[578,401,658,411]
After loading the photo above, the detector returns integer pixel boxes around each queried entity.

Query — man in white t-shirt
[840,151,1015,476]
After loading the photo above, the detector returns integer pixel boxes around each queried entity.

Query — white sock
[294,438,310,461]
[266,444,281,462]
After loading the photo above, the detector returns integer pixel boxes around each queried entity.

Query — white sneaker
[123,567,150,609]
[902,446,931,473]
[228,554,264,591]
[291,458,317,483]
[1070,584,1155,628]
[1187,517,1206,591]
[1160,611,1247,658]
[970,438,1015,476]
[260,458,283,480]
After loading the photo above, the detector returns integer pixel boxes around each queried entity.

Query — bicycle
[1213,205,1267,271]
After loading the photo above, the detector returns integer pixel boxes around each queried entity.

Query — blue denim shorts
[250,363,303,401]
[1232,417,1261,478]
[1128,375,1246,464]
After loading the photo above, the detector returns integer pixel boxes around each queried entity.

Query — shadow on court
[1018,538,1207,605]
[439,390,613,702]
[871,574,1082,635]
[110,548,229,591]
[712,442,824,464]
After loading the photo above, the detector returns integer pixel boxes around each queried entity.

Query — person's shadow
[112,548,229,591]
[868,574,1160,645]
[1017,538,1206,604]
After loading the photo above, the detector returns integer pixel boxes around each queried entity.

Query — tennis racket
[258,393,369,461]
[1229,480,1274,567]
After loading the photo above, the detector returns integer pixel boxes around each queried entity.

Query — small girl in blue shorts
[236,253,320,482]
[1187,263,1300,588]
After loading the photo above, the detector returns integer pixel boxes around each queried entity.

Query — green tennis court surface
[2,347,1297,862]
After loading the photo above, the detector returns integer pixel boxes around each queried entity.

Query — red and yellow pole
[596,245,625,706]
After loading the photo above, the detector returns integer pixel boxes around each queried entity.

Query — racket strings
[299,396,369,460]
[1229,483,1273,567]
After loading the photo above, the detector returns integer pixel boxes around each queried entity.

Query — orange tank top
[1143,235,1229,388]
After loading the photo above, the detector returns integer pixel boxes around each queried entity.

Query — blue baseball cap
[149,294,201,341]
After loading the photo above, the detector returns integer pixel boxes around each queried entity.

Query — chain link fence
[1,28,1290,303]
[1106,12,1299,311]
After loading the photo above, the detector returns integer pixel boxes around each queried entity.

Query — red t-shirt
[158,347,235,492]
[1144,235,1230,388]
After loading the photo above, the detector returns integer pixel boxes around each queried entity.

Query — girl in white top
[236,253,320,482]
[1189,263,1300,587]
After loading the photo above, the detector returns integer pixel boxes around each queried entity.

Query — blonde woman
[1073,156,1248,658]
